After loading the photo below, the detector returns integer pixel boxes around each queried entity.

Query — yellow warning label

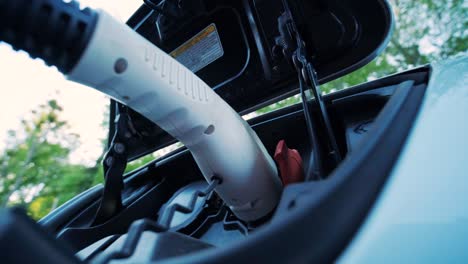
[170,24,224,73]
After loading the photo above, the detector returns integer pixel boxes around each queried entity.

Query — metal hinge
[92,105,134,225]
[276,0,342,179]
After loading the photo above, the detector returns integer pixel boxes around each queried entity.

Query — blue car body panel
[339,54,468,263]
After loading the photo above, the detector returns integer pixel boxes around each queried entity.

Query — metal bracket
[277,0,342,179]
[92,106,134,225]
[294,37,342,166]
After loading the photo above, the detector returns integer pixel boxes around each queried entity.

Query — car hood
[111,0,394,160]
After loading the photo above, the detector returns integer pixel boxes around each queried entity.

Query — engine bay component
[274,140,304,186]
[157,181,213,230]
[91,230,214,263]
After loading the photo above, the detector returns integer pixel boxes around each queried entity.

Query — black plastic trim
[39,184,103,233]
[0,208,81,264]
[56,178,174,251]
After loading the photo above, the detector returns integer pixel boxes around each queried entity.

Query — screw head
[114,143,125,154]
[105,156,114,166]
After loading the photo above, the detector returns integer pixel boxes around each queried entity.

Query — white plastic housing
[68,11,282,221]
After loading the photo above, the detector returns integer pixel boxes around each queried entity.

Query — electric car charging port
[48,68,427,263]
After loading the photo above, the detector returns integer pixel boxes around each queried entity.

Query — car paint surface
[339,54,468,263]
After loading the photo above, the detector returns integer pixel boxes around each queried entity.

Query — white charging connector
[68,11,282,221]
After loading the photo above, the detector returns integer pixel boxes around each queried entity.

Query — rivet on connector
[114,58,128,74]
[204,125,215,135]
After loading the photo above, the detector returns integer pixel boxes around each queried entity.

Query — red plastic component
[274,140,305,186]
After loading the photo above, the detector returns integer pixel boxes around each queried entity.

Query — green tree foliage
[0,100,101,219]
[125,154,158,173]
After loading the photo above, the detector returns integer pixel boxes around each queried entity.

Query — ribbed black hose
[0,0,97,73]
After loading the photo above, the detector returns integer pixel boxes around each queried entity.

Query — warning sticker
[170,24,224,73]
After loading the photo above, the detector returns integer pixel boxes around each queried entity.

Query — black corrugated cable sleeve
[0,0,97,73]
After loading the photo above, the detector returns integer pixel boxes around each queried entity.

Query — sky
[0,0,143,165]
